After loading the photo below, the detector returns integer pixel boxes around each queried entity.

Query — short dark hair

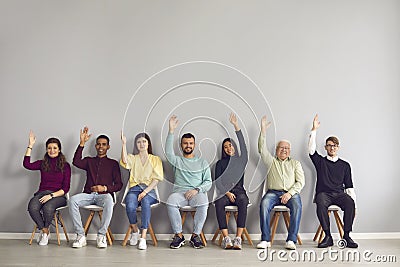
[326,136,339,146]
[96,134,110,145]
[133,132,153,155]
[181,133,195,143]
[221,138,238,159]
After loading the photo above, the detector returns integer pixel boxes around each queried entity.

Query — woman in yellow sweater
[120,132,163,250]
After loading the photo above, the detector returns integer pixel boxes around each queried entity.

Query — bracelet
[27,147,32,150]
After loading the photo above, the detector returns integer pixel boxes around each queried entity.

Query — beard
[182,147,193,155]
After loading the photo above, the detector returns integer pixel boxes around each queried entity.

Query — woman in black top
[214,113,249,249]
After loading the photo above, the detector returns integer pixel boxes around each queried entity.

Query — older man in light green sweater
[166,115,212,250]
[257,115,305,251]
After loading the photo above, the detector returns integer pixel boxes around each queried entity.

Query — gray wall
[1,0,399,235]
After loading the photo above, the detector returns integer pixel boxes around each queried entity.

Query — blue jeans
[125,185,158,229]
[166,192,208,235]
[68,192,114,236]
[259,190,302,243]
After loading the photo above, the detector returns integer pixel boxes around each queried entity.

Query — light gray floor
[0,238,399,267]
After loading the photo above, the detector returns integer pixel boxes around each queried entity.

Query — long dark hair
[221,138,239,159]
[132,133,153,155]
[41,137,67,172]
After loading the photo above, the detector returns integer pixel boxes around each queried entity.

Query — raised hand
[28,130,36,147]
[229,113,240,131]
[79,126,92,146]
[261,115,272,135]
[169,115,179,134]
[121,130,127,145]
[312,114,320,131]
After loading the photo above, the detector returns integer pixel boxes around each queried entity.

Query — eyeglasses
[278,146,290,150]
[325,144,338,148]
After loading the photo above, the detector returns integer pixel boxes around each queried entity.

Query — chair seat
[55,205,68,211]
[224,203,252,212]
[81,205,104,211]
[121,202,160,210]
[273,205,290,212]
[328,205,341,211]
[180,205,197,212]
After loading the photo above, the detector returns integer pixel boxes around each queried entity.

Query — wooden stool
[212,204,253,246]
[29,206,69,246]
[313,205,344,243]
[82,206,115,245]
[270,205,302,245]
[120,185,160,246]
[180,206,207,246]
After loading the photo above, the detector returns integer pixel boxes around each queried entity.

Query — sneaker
[129,230,140,246]
[221,236,233,249]
[72,235,87,248]
[38,233,50,246]
[96,235,107,249]
[36,233,42,244]
[97,235,107,248]
[285,240,296,250]
[190,234,204,249]
[138,238,147,250]
[170,234,185,249]
[257,240,271,249]
[233,236,242,250]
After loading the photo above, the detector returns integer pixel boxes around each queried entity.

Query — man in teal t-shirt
[166,115,212,249]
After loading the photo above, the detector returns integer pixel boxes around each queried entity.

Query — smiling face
[223,140,236,157]
[47,143,60,158]
[181,137,195,156]
[325,141,339,157]
[136,137,149,153]
[276,141,291,161]
[95,138,110,158]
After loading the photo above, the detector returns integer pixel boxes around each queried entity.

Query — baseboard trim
[2,232,400,241]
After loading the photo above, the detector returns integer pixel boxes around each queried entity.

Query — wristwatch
[50,193,54,198]
[194,188,200,192]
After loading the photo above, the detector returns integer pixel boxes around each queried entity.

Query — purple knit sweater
[23,156,71,194]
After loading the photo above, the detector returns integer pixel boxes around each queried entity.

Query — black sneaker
[170,234,185,249]
[190,234,204,249]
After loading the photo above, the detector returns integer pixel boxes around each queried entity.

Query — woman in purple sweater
[23,131,71,246]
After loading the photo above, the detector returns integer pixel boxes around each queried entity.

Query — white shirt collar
[327,155,339,162]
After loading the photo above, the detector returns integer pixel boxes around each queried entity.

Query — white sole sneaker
[256,241,271,249]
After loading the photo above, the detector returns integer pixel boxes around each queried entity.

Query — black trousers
[315,192,355,233]
[27,190,66,230]
[215,193,249,229]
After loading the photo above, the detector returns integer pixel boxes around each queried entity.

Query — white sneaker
[72,235,87,248]
[138,238,147,250]
[36,233,42,244]
[285,240,296,250]
[233,236,242,250]
[38,233,50,246]
[97,235,107,249]
[257,241,271,249]
[129,230,140,246]
[221,236,233,249]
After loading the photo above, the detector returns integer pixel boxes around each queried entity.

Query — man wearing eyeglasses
[308,114,358,248]
[256,116,305,250]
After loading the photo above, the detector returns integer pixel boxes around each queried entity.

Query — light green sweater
[166,133,212,193]
[258,133,305,196]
